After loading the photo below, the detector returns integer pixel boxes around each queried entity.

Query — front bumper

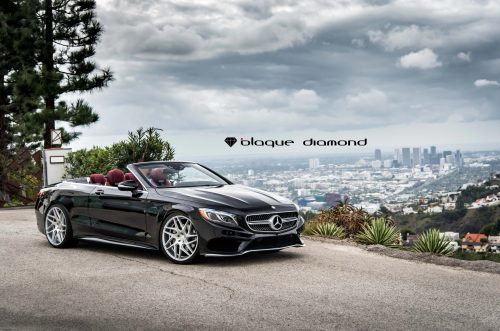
[189,211,305,256]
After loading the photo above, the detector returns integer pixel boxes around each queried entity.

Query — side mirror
[118,180,139,192]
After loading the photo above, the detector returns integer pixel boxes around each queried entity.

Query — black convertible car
[35,161,304,263]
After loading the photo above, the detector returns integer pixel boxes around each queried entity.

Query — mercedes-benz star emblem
[269,215,283,230]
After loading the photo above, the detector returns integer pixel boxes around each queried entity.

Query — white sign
[51,130,62,146]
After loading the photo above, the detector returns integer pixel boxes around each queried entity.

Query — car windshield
[135,163,228,188]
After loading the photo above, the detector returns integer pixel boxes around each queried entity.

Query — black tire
[44,204,77,248]
[159,212,200,264]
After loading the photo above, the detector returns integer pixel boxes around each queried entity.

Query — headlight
[199,208,238,227]
[294,203,300,212]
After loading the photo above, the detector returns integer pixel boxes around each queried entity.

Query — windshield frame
[129,161,232,189]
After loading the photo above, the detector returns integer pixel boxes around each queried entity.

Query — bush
[65,127,174,178]
[356,217,399,247]
[311,222,346,238]
[412,229,454,256]
[315,200,370,237]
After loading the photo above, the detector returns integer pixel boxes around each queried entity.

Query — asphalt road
[1,209,499,331]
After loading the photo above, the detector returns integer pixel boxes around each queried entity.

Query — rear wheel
[160,213,200,264]
[44,204,76,248]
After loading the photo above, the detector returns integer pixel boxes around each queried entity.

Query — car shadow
[35,239,304,267]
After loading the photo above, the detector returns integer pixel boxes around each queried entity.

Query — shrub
[311,222,346,238]
[65,127,174,178]
[356,217,399,247]
[315,200,370,237]
[412,229,454,256]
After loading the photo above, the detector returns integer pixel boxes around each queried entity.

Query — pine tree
[0,0,42,191]
[39,0,113,148]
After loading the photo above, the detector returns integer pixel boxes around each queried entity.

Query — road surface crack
[109,254,236,302]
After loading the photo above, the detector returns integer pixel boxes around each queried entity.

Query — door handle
[93,189,104,196]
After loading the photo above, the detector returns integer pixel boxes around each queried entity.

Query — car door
[88,186,148,242]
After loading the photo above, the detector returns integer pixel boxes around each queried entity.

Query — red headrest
[124,173,136,181]
[90,174,106,185]
[151,168,171,187]
[107,169,124,186]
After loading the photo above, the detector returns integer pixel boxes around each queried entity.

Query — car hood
[154,184,294,210]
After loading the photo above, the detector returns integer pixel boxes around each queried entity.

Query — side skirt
[78,236,158,251]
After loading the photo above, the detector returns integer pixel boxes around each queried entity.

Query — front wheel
[44,204,76,248]
[160,213,200,264]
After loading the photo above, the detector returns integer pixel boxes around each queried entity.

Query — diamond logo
[225,137,237,147]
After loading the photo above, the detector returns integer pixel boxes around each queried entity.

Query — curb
[0,205,35,210]
[303,235,500,275]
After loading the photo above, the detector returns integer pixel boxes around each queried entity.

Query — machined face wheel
[45,206,67,246]
[162,215,199,262]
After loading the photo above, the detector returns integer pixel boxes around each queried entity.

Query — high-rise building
[393,148,400,161]
[423,148,429,165]
[309,158,320,169]
[454,150,464,168]
[412,147,421,167]
[430,146,438,164]
[393,148,401,167]
[443,150,452,158]
[402,148,411,167]
[374,149,382,161]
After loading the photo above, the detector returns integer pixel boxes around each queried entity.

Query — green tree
[480,219,500,236]
[0,0,42,190]
[38,0,113,147]
[65,127,175,178]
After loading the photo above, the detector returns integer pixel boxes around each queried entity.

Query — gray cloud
[69,0,500,154]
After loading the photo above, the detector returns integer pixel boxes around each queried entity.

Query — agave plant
[412,229,454,256]
[311,222,346,238]
[356,217,399,247]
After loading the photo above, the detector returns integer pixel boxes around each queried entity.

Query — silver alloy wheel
[45,206,67,246]
[162,215,199,262]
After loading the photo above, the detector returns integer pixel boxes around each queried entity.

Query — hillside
[394,205,500,234]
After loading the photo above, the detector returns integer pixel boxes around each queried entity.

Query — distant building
[247,169,254,176]
[454,150,464,168]
[371,160,382,168]
[402,148,411,167]
[325,193,343,207]
[489,236,500,253]
[423,148,429,165]
[412,147,421,167]
[309,158,320,169]
[383,159,393,168]
[441,232,460,241]
[462,233,489,252]
[393,148,401,165]
[430,145,438,164]
[374,149,382,161]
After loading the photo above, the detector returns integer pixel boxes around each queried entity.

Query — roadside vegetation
[303,201,499,262]
[357,218,399,247]
[65,127,174,178]
[411,229,454,256]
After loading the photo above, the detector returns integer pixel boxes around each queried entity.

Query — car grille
[245,212,298,233]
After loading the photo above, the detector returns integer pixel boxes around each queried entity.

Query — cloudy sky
[68,0,500,158]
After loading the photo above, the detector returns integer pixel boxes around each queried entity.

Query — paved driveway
[1,209,499,330]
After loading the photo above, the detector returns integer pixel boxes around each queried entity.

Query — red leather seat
[89,174,106,185]
[124,172,136,181]
[151,168,172,188]
[106,169,124,186]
